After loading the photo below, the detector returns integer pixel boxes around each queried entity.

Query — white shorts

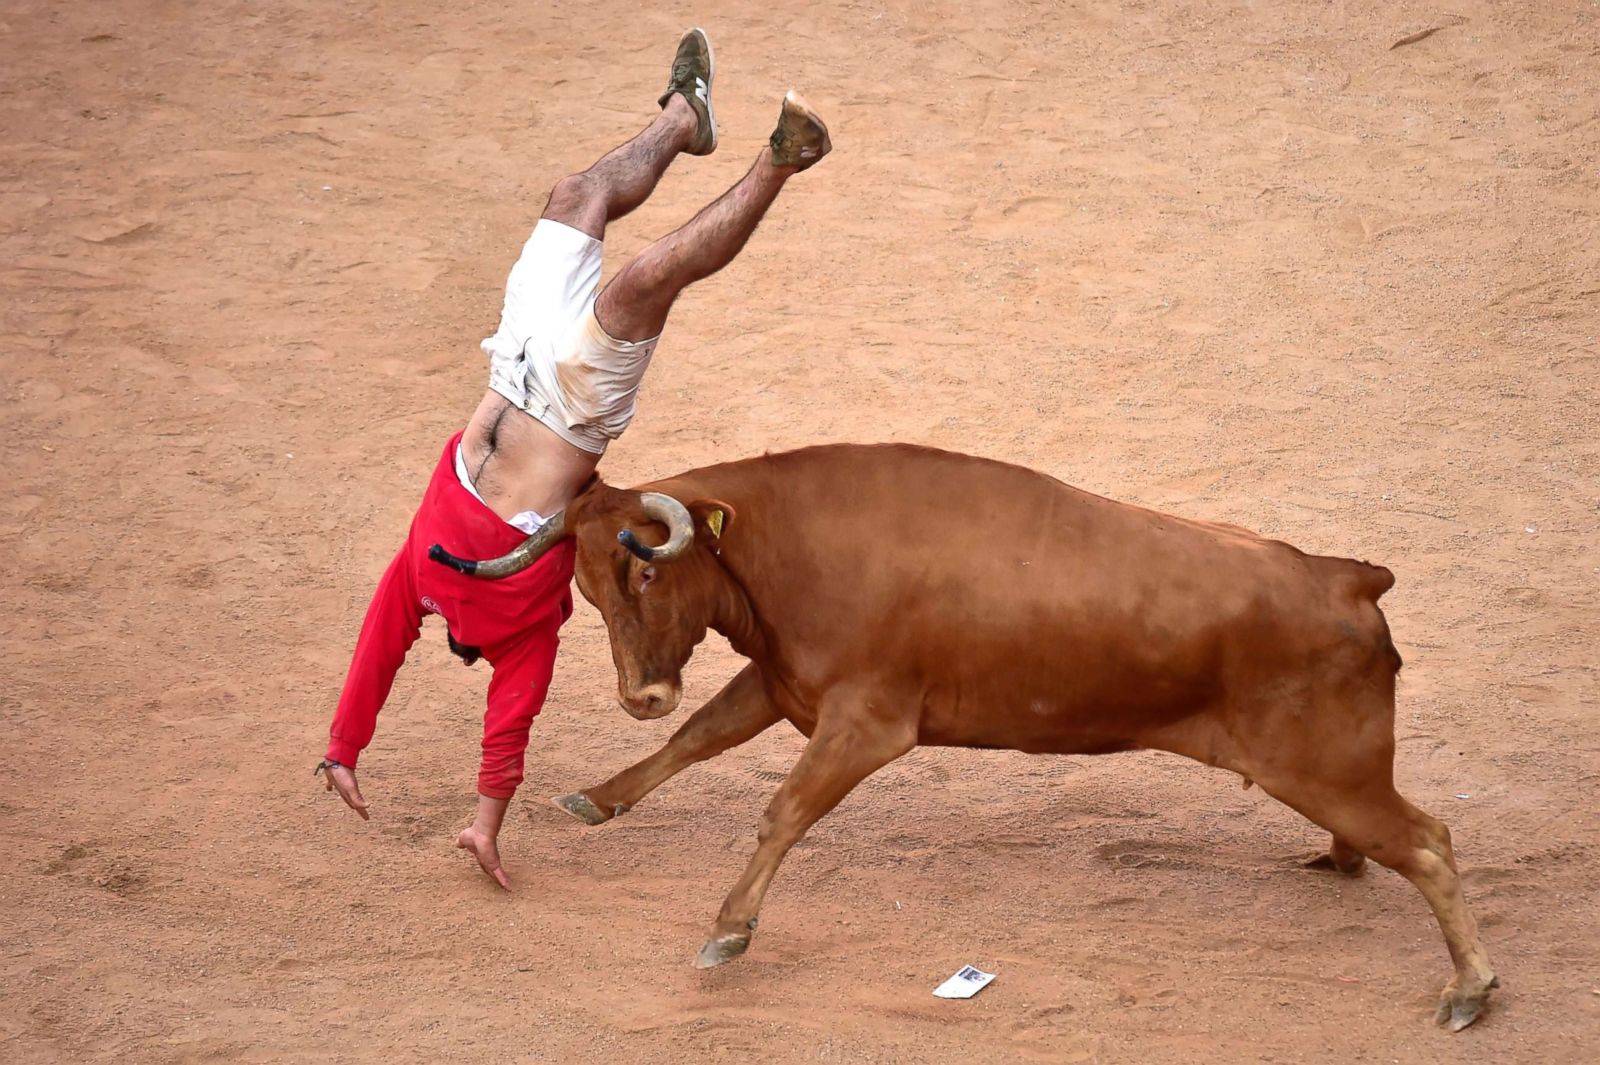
[481,220,660,454]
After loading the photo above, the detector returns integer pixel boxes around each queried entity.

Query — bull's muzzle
[618,681,682,720]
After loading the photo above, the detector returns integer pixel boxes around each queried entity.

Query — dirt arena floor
[3,0,1598,1061]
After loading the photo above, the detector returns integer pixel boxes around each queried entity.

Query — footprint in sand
[1009,1006,1101,1062]
[970,195,1073,240]
[335,258,445,292]
[1094,838,1210,871]
[69,217,159,245]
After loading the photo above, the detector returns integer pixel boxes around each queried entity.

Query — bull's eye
[638,564,658,592]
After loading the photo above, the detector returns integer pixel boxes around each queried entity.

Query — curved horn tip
[428,543,479,576]
[635,492,695,561]
[618,530,656,562]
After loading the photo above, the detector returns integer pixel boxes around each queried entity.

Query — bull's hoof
[692,933,751,969]
[553,793,610,826]
[1434,976,1498,1032]
[1301,850,1366,876]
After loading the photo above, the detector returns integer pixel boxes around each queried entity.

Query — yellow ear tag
[707,509,724,538]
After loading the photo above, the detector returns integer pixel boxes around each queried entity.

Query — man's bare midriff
[461,390,601,522]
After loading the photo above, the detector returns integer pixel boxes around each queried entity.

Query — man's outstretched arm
[320,545,425,819]
[453,612,565,889]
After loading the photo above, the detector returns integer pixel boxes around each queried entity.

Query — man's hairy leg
[594,91,829,340]
[594,151,796,341]
[542,96,697,240]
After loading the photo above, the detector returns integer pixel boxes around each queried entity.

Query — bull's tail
[1324,556,1402,673]
[1354,561,1401,673]
[1354,560,1396,601]
[1319,555,1396,602]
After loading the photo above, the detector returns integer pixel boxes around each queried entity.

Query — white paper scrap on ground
[933,965,996,999]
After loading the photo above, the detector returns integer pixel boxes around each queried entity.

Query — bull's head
[428,484,727,721]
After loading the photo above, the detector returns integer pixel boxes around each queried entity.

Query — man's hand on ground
[457,825,511,890]
[321,761,370,820]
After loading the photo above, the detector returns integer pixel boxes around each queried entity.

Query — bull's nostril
[619,682,679,719]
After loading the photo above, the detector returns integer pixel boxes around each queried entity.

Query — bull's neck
[704,544,766,660]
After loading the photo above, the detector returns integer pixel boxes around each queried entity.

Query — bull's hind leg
[555,664,780,825]
[693,699,916,968]
[1259,776,1497,1030]
[1303,835,1367,875]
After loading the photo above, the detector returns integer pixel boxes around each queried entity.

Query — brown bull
[430,443,1497,1030]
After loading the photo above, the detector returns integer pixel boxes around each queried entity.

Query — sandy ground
[3,0,1598,1061]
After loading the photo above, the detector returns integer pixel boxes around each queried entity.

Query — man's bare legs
[540,25,715,241]
[540,95,698,241]
[595,91,832,342]
[594,154,794,341]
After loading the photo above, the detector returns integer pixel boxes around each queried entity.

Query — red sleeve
[326,546,425,767]
[476,612,564,799]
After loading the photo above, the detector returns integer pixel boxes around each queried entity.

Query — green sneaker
[769,90,831,171]
[658,27,716,156]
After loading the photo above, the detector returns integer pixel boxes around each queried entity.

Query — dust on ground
[2,1,1597,1062]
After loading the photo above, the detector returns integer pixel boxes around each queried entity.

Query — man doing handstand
[315,29,831,887]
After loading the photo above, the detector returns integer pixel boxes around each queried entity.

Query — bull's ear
[689,499,736,541]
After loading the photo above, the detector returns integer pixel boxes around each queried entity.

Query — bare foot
[456,825,510,890]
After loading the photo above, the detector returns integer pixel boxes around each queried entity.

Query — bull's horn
[428,511,568,579]
[618,492,694,563]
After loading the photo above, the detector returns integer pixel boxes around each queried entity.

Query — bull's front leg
[555,664,781,826]
[693,698,917,968]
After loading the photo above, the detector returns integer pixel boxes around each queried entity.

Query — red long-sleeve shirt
[326,432,575,798]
